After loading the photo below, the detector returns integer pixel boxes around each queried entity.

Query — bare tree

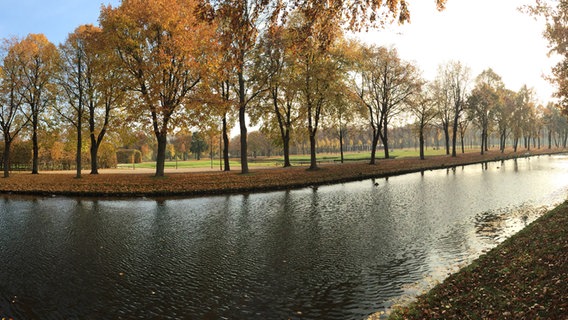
[408,82,438,160]
[437,61,471,157]
[466,68,503,155]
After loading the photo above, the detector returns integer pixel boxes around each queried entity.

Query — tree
[352,44,421,164]
[11,34,59,174]
[58,28,86,178]
[190,131,208,160]
[327,87,358,163]
[86,28,126,174]
[251,25,302,167]
[286,10,347,170]
[510,85,536,152]
[0,38,31,177]
[542,102,568,148]
[527,1,568,112]
[59,25,126,177]
[437,61,471,157]
[430,77,452,155]
[494,88,516,152]
[518,87,538,150]
[466,69,503,155]
[294,0,446,32]
[100,0,216,177]
[207,73,235,171]
[248,131,273,157]
[213,0,280,174]
[211,0,446,173]
[408,82,438,160]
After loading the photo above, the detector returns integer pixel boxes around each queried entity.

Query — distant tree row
[3,0,564,178]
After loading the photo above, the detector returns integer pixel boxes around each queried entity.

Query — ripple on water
[1,156,568,319]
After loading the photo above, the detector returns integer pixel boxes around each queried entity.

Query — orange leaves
[100,0,220,176]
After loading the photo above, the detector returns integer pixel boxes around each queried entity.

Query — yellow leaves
[9,34,59,75]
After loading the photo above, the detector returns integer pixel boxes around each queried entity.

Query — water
[1,155,567,319]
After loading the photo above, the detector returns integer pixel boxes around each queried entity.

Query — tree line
[3,0,562,178]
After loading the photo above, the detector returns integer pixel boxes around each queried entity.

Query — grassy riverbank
[0,148,566,197]
[388,200,568,320]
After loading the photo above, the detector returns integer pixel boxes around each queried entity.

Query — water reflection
[0,155,567,319]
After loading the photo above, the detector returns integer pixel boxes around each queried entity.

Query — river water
[1,155,567,319]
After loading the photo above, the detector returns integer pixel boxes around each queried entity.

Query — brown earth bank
[0,148,566,198]
[387,199,568,320]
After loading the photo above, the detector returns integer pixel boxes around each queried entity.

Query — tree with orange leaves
[10,34,59,175]
[58,24,126,177]
[0,38,31,178]
[100,0,217,177]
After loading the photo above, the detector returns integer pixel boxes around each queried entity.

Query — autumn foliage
[100,0,218,177]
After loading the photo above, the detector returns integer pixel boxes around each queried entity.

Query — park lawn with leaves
[0,148,564,197]
[120,149,452,170]
[388,201,568,320]
[117,159,267,170]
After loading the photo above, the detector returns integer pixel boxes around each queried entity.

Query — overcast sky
[0,0,555,103]
[359,0,555,104]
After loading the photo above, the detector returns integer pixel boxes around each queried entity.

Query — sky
[359,0,556,104]
[0,0,556,104]
[0,0,119,44]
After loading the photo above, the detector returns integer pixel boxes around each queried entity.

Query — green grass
[117,148,461,170]
[117,159,274,170]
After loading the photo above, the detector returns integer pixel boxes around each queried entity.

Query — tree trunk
[527,136,531,151]
[339,127,345,164]
[381,126,390,159]
[283,131,291,167]
[443,123,450,155]
[370,129,379,165]
[309,131,317,170]
[90,140,99,175]
[548,129,552,149]
[500,129,507,153]
[480,130,485,155]
[419,126,425,160]
[461,131,465,154]
[238,71,248,174]
[222,115,230,171]
[32,113,39,174]
[155,132,167,177]
[451,114,459,157]
[76,113,82,179]
[3,140,11,178]
[484,129,489,152]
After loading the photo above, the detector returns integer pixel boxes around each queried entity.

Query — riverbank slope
[0,149,566,197]
[388,200,568,319]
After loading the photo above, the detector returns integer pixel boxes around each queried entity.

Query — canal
[1,155,567,319]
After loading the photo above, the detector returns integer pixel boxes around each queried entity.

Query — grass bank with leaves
[388,200,568,320]
[0,148,566,197]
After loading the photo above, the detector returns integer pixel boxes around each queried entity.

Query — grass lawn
[117,159,274,170]
[119,148,458,169]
